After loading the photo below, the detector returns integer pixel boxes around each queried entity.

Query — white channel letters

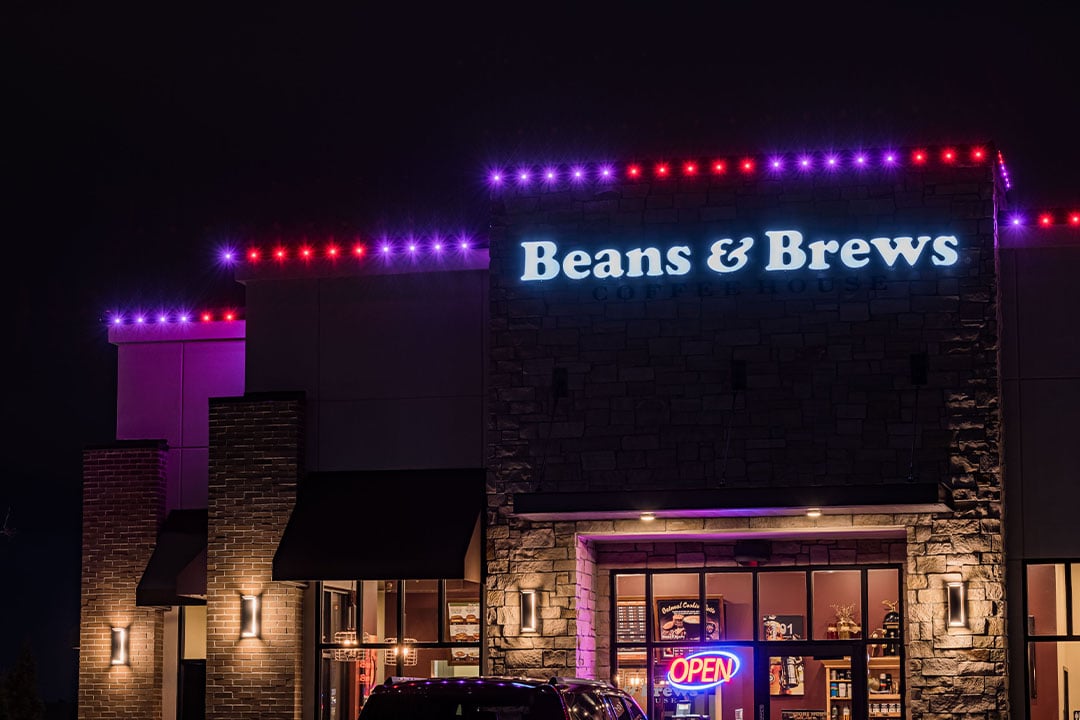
[520,230,959,281]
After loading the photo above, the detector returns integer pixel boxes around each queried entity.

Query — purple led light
[544,168,557,182]
[490,172,502,184]
[408,243,417,252]
[518,170,530,183]
[799,156,812,170]
[769,156,783,171]
[381,244,391,254]
[599,165,613,179]
[179,314,189,323]
[825,155,838,168]
[434,242,443,251]
[459,240,470,250]
[1011,215,1023,226]
[571,166,585,181]
[158,314,168,323]
[884,153,897,165]
[855,154,867,165]
[112,316,123,325]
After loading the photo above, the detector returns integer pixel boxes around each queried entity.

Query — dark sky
[4,2,1077,702]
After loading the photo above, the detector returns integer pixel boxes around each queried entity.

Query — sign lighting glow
[666,650,741,691]
[520,230,960,282]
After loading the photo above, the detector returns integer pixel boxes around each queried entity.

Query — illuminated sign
[666,650,741,691]
[519,230,959,282]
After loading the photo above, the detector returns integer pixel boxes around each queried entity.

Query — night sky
[5,3,1077,702]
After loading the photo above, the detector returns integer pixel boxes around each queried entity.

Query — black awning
[512,480,954,521]
[136,509,208,606]
[273,469,485,581]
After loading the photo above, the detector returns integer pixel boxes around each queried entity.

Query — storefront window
[317,579,480,719]
[811,571,861,640]
[1024,562,1080,720]
[759,571,808,640]
[705,572,752,640]
[612,565,903,720]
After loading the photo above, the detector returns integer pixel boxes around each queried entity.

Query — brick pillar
[79,440,167,720]
[206,392,305,720]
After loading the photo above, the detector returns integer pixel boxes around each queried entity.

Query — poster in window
[654,597,723,641]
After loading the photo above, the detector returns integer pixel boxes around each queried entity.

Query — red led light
[327,245,340,258]
[942,148,956,163]
[300,246,313,259]
[201,312,212,322]
[274,247,287,260]
[353,244,366,257]
[224,311,235,321]
[740,158,754,173]
[912,150,927,164]
[628,165,641,178]
[971,147,986,161]
[684,162,697,175]
[1070,213,1080,226]
[712,160,727,174]
[248,249,260,262]
[656,163,669,176]
[1040,213,1053,226]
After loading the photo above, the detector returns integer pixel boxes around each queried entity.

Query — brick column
[206,392,305,720]
[79,440,167,720]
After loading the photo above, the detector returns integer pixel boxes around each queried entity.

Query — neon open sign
[666,650,741,691]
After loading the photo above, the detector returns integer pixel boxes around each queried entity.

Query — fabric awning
[136,509,208,606]
[273,468,485,581]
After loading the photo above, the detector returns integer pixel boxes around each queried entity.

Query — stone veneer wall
[206,393,305,720]
[79,441,167,720]
[487,162,1006,719]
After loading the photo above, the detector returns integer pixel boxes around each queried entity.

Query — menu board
[616,601,647,643]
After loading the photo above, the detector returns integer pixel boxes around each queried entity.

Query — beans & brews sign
[519,229,959,282]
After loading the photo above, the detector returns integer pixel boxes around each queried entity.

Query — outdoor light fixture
[640,511,656,522]
[240,594,261,638]
[110,627,128,666]
[806,508,822,518]
[946,581,966,627]
[521,589,539,633]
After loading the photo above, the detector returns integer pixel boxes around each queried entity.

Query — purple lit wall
[110,321,246,509]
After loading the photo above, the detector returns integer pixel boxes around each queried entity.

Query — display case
[822,657,901,720]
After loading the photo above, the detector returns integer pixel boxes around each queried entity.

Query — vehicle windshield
[359,686,567,720]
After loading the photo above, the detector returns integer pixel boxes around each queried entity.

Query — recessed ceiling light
[640,512,656,522]
[806,508,822,518]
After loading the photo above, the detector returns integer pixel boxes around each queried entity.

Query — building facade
[80,144,1080,720]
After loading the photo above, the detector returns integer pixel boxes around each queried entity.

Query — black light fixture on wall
[240,594,261,638]
[110,627,129,666]
[520,589,539,633]
[946,581,966,628]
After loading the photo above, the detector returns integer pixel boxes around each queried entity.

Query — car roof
[371,676,629,696]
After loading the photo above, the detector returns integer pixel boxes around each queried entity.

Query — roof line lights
[487,144,994,189]
[1004,208,1080,228]
[226,237,482,265]
[107,308,243,326]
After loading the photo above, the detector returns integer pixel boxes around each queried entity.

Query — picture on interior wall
[763,614,804,641]
[449,647,480,666]
[769,655,805,696]
[654,597,723,640]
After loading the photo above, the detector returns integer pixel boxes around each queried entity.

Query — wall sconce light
[240,594,261,638]
[946,581,966,627]
[521,589,538,633]
[110,627,129,666]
